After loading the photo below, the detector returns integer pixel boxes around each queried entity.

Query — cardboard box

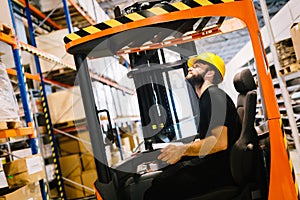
[6,171,45,188]
[50,188,58,199]
[0,182,42,200]
[65,176,85,199]
[58,135,81,156]
[35,29,75,73]
[81,153,96,170]
[291,22,300,61]
[47,86,85,124]
[3,155,45,188]
[81,170,97,196]
[11,149,32,160]
[59,132,92,156]
[78,131,92,153]
[59,155,82,178]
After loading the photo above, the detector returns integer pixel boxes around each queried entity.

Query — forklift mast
[129,50,176,150]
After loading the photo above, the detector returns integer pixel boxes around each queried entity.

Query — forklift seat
[188,68,266,200]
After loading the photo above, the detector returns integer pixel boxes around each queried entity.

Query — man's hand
[157,144,189,164]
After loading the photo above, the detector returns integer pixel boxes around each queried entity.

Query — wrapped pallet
[274,38,297,68]
[0,60,19,130]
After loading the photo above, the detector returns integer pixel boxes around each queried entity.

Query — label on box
[0,171,8,188]
[26,156,43,175]
[0,161,3,171]
[12,148,32,160]
[43,144,52,158]
[46,164,55,182]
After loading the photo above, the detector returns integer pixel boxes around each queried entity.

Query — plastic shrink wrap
[0,62,19,122]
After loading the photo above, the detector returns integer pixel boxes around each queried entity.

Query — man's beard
[187,72,205,88]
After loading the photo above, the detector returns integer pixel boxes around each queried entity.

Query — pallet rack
[1,0,101,198]
[1,0,141,199]
[0,11,49,200]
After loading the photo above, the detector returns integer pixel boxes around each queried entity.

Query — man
[144,52,241,199]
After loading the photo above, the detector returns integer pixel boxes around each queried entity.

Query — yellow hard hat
[187,52,226,80]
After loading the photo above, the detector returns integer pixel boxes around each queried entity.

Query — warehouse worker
[144,52,241,200]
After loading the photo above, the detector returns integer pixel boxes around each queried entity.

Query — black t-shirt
[144,85,242,200]
[196,85,241,149]
[186,85,241,168]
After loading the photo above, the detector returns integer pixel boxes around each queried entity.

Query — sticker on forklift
[137,162,159,174]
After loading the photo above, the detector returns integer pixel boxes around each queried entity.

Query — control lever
[97,109,115,143]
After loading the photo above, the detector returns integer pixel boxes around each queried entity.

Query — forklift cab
[64,0,298,199]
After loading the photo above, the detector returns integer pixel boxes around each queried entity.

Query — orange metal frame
[0,32,17,49]
[0,127,34,138]
[6,68,40,81]
[65,0,296,199]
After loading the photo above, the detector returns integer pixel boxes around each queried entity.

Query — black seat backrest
[234,69,257,123]
[231,68,258,186]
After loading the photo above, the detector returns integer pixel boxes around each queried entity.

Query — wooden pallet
[279,51,296,61]
[279,62,300,76]
[44,67,77,86]
[44,5,92,29]
[275,38,294,49]
[280,55,297,67]
[0,23,14,36]
[0,121,21,130]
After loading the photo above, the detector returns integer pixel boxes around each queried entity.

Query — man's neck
[195,81,214,98]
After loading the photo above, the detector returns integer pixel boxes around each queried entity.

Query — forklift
[64,0,298,199]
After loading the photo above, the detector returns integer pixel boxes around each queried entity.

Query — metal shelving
[0,127,34,138]
[0,5,48,198]
[2,0,140,199]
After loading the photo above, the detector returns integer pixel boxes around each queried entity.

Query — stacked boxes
[47,86,85,124]
[275,27,300,76]
[57,128,140,198]
[59,154,85,199]
[58,131,98,199]
[3,155,45,188]
[275,38,297,68]
[81,170,97,196]
[0,182,42,200]
[0,155,45,200]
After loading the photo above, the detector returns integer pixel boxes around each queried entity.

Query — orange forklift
[64,0,299,199]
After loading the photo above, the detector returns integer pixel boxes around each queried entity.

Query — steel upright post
[22,0,67,198]
[62,0,73,33]
[7,0,50,199]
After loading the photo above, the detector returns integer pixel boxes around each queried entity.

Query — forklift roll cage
[64,0,298,199]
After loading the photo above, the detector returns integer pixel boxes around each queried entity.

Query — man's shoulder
[207,86,235,105]
[206,85,227,96]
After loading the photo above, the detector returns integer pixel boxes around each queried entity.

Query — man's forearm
[184,137,217,157]
[184,129,228,157]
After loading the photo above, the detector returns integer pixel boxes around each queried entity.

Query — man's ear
[205,70,215,80]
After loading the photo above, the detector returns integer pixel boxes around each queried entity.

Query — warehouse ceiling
[97,0,289,64]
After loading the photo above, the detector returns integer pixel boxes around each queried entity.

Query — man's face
[186,61,210,87]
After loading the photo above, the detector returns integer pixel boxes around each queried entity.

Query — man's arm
[158,126,228,164]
